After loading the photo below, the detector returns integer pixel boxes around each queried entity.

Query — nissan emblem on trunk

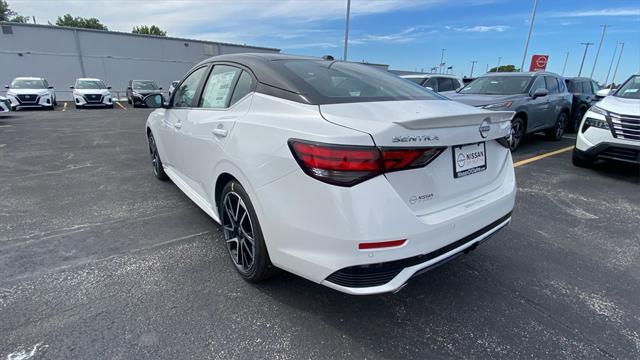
[479,118,491,138]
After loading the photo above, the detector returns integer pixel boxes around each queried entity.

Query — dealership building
[0,22,280,100]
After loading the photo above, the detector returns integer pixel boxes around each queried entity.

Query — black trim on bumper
[578,142,640,165]
[325,212,512,288]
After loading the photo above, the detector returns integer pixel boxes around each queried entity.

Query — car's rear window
[275,60,443,104]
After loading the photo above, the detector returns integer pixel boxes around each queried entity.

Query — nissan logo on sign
[529,54,549,72]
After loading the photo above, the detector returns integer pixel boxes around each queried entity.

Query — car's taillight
[288,139,444,187]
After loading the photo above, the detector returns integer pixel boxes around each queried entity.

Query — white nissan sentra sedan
[143,53,517,295]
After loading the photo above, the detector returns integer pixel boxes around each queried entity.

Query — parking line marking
[115,102,127,110]
[62,102,67,112]
[513,146,575,168]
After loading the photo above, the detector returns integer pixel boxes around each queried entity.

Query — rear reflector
[289,139,444,187]
[359,239,407,250]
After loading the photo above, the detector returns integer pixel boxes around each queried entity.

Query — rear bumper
[255,152,516,295]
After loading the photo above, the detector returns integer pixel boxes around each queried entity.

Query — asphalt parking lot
[1,103,638,359]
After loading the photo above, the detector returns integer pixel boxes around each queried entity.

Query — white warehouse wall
[0,23,280,101]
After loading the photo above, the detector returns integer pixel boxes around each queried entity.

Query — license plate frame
[452,142,487,178]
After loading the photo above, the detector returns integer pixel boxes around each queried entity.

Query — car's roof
[565,77,593,81]
[14,77,45,80]
[483,71,560,77]
[131,79,155,82]
[401,74,460,79]
[77,78,103,81]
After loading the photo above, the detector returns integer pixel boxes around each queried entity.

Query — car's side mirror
[107,86,112,89]
[127,86,132,90]
[532,88,548,98]
[158,87,163,90]
[47,86,54,89]
[144,94,165,108]
[69,86,74,89]
[4,85,9,89]
[596,88,612,98]
[426,86,434,91]
[455,86,463,93]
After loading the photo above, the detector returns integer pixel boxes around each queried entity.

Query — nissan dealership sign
[529,54,549,72]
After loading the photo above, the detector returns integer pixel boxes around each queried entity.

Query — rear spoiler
[395,111,514,130]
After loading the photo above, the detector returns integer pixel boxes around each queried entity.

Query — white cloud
[452,25,509,32]
[546,7,640,18]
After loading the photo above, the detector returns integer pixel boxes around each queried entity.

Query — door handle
[174,122,182,130]
[212,128,228,137]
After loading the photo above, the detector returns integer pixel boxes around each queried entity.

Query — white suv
[143,54,516,295]
[401,74,464,92]
[573,74,640,166]
[71,78,113,109]
[4,77,57,110]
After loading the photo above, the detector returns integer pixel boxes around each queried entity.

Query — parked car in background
[168,80,179,97]
[143,53,516,295]
[0,96,10,114]
[573,74,640,167]
[127,80,162,108]
[401,74,464,92]
[444,72,572,150]
[70,78,113,109]
[4,77,57,110]
[564,77,599,132]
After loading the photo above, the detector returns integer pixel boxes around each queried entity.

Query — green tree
[132,25,167,37]
[489,65,518,73]
[55,14,108,30]
[0,0,28,23]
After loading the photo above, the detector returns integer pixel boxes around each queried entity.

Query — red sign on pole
[529,55,549,71]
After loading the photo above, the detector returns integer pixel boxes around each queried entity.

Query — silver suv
[444,72,572,150]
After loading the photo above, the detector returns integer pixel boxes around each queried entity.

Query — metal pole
[611,42,624,87]
[578,42,593,77]
[603,42,619,87]
[439,48,445,74]
[470,60,477,77]
[486,64,489,73]
[343,0,351,61]
[520,0,538,72]
[497,57,502,72]
[590,24,609,78]
[561,52,569,76]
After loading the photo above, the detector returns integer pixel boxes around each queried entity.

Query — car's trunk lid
[320,100,514,215]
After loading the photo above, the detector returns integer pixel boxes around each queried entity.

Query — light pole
[496,57,502,72]
[561,52,569,76]
[486,63,489,73]
[603,42,619,87]
[343,0,351,61]
[578,42,593,77]
[589,24,609,79]
[520,0,539,72]
[470,60,477,77]
[611,42,624,87]
[439,48,445,74]
[590,24,609,78]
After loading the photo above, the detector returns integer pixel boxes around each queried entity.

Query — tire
[572,148,593,167]
[570,107,586,133]
[510,116,525,151]
[546,112,567,141]
[219,181,279,282]
[127,97,132,105]
[75,104,82,110]
[147,132,168,181]
[53,98,58,107]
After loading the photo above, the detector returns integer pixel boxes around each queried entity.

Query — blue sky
[13,0,640,84]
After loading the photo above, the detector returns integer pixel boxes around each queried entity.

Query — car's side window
[424,77,438,91]
[530,77,545,93]
[437,77,454,92]
[452,79,462,90]
[591,81,600,94]
[584,81,594,94]
[544,76,559,94]
[200,65,242,109]
[229,71,254,106]
[172,66,208,108]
